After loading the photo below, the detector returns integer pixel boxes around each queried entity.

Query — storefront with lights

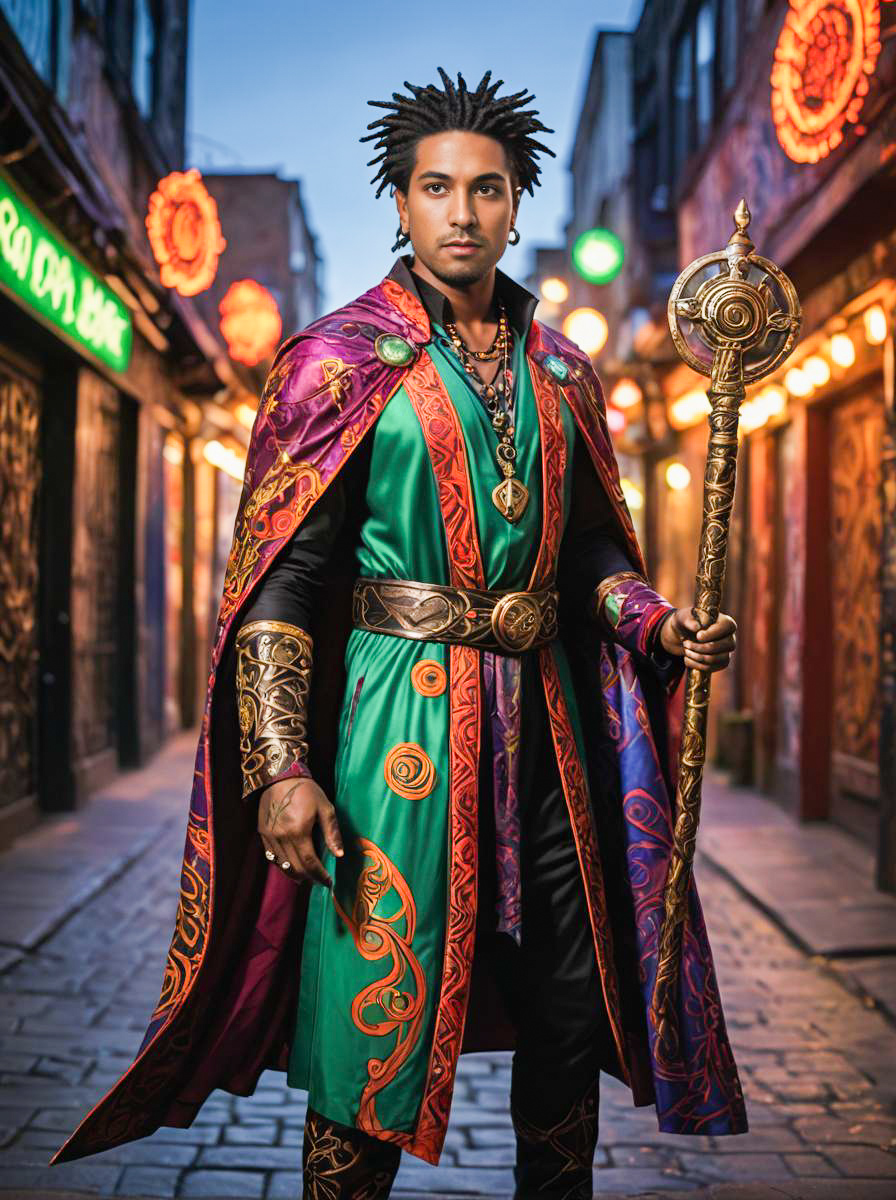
[145,169,288,738]
[657,0,896,883]
[0,148,255,842]
[0,160,141,833]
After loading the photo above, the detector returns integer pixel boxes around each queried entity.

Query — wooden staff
[649,201,802,1057]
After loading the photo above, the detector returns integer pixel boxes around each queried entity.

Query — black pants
[477,651,612,1129]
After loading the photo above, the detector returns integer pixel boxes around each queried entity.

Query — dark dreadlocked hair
[361,67,555,252]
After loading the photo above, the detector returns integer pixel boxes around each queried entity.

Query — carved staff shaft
[648,354,742,1053]
[649,201,801,1056]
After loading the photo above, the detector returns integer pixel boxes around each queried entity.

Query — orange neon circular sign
[770,0,881,164]
[219,280,282,366]
[146,168,227,296]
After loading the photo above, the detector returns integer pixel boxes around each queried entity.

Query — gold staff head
[667,200,802,385]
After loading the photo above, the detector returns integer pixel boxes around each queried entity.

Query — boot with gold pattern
[510,1075,600,1199]
[302,1107,402,1199]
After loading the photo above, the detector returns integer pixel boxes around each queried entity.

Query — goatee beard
[428,261,489,289]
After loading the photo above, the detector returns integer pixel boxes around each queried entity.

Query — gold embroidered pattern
[318,356,354,413]
[511,1082,600,1198]
[220,457,323,622]
[153,812,209,1018]
[235,619,313,797]
[383,742,436,800]
[302,1108,399,1199]
[410,659,447,696]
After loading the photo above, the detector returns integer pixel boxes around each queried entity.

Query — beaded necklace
[442,301,529,524]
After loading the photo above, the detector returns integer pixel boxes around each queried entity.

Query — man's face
[395,130,520,287]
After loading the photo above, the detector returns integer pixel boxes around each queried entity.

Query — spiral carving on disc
[705,280,763,346]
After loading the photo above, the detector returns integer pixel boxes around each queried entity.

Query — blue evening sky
[187,1,642,313]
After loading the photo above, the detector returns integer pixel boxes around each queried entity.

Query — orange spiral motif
[411,659,447,697]
[770,0,881,165]
[384,742,437,799]
[145,167,227,296]
[331,838,426,1131]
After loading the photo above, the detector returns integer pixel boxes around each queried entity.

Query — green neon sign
[0,168,132,372]
[571,227,625,285]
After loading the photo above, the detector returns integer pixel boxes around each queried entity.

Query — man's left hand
[659,607,737,672]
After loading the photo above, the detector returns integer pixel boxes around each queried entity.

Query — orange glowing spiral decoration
[146,168,227,296]
[770,0,882,164]
[383,742,437,800]
[410,659,447,696]
[219,280,283,366]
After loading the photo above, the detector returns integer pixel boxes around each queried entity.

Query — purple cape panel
[532,321,747,1134]
[600,642,747,1133]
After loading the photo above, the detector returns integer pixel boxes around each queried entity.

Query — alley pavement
[0,732,895,1199]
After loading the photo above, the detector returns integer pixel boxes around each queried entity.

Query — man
[53,69,746,1198]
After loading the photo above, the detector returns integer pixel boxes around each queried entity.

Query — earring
[508,227,521,246]
[391,223,410,253]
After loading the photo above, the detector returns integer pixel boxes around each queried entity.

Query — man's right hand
[258,777,344,887]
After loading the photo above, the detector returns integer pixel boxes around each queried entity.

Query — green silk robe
[289,327,588,1135]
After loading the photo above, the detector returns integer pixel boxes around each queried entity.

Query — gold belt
[351,576,559,654]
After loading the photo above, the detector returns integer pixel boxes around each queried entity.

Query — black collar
[386,254,538,340]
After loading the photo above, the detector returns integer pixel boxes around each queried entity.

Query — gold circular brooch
[490,591,542,653]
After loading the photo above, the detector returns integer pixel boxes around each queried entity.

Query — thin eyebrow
[417,171,507,184]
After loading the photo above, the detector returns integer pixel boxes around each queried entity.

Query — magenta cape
[52,271,746,1167]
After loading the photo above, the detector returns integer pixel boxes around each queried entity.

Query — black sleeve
[237,475,349,633]
[557,428,638,622]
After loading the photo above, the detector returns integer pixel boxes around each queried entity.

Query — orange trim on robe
[367,352,485,1161]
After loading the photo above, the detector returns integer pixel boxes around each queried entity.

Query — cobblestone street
[1,734,895,1199]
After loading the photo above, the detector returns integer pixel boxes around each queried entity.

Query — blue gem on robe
[543,354,570,382]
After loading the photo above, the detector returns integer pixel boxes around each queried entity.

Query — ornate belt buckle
[490,590,542,653]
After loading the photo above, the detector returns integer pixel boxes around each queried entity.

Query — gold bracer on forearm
[588,570,647,626]
[235,619,314,799]
[589,569,677,661]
